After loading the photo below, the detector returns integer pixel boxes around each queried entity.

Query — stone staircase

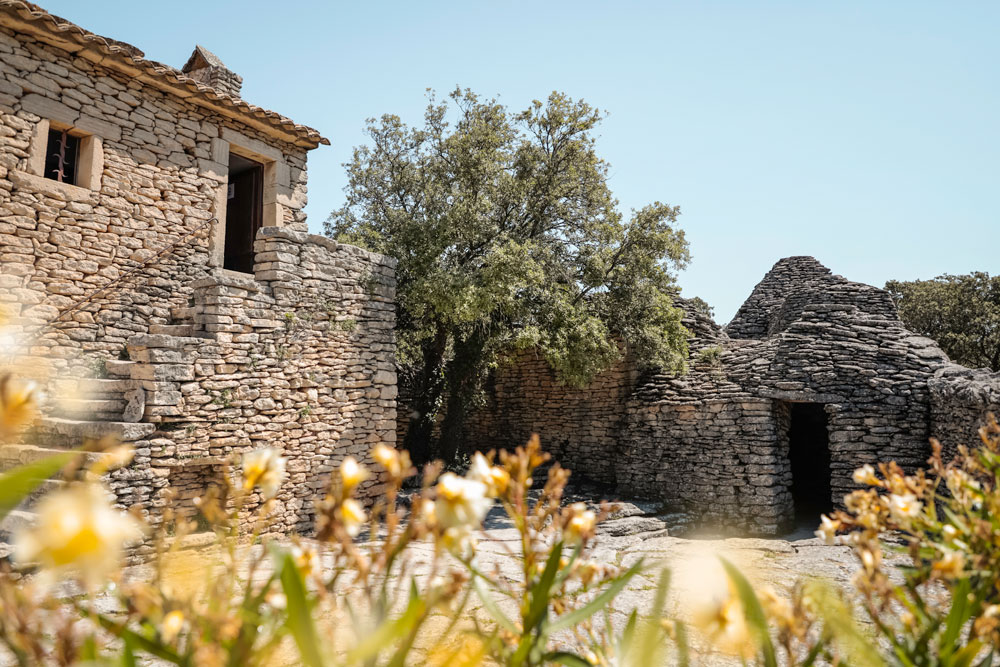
[0,315,204,556]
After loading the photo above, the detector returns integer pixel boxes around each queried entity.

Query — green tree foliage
[885,273,1000,372]
[326,88,690,462]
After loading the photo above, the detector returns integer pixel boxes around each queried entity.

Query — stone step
[170,306,196,322]
[105,360,136,378]
[55,398,125,420]
[28,417,156,444]
[23,478,65,507]
[74,377,135,397]
[127,333,205,349]
[0,443,112,469]
[149,323,196,337]
[0,509,37,541]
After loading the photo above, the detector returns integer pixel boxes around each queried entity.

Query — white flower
[886,493,922,524]
[434,472,491,530]
[291,544,320,576]
[441,525,477,558]
[945,469,982,507]
[242,448,287,499]
[337,498,367,537]
[373,443,403,477]
[340,456,368,492]
[564,502,597,545]
[161,610,185,643]
[852,464,879,486]
[814,514,841,545]
[932,550,965,578]
[467,452,510,498]
[14,483,145,584]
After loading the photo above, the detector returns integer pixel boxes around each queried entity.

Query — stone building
[460,256,1000,534]
[0,1,397,550]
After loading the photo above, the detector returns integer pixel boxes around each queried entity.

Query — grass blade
[279,552,325,667]
[0,452,75,521]
[549,559,642,633]
[719,557,777,667]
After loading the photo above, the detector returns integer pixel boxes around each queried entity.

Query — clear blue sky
[42,1,999,323]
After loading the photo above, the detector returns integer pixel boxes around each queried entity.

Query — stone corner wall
[929,365,1000,461]
[124,228,397,536]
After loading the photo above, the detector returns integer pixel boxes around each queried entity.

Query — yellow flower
[340,456,369,493]
[441,525,477,558]
[292,544,320,577]
[417,498,437,530]
[932,550,965,578]
[0,374,41,440]
[426,633,487,667]
[814,514,841,545]
[337,498,367,537]
[692,589,755,658]
[373,443,403,477]
[467,452,510,497]
[886,493,922,524]
[242,448,287,499]
[14,483,145,584]
[945,469,982,507]
[434,472,491,529]
[564,502,597,545]
[852,464,879,486]
[161,610,185,643]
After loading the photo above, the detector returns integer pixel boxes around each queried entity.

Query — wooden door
[223,164,263,273]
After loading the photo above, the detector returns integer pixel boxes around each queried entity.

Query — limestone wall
[929,366,1000,461]
[461,349,636,484]
[127,228,397,536]
[0,20,399,546]
[0,23,310,375]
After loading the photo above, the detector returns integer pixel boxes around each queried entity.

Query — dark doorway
[224,152,263,273]
[787,403,832,521]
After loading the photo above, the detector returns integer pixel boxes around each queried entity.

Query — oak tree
[886,272,1000,372]
[327,89,690,462]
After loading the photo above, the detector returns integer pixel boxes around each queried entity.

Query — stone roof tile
[0,1,329,149]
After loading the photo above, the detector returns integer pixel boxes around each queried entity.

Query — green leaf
[0,452,75,521]
[674,621,690,667]
[953,642,985,667]
[548,559,643,633]
[279,552,325,667]
[719,557,777,667]
[345,586,426,664]
[88,610,186,665]
[941,578,973,658]
[472,575,519,635]
[120,635,138,667]
[804,580,884,667]
[542,651,593,666]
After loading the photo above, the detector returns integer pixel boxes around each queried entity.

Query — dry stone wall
[929,366,1000,461]
[0,22,310,377]
[126,228,397,537]
[0,10,398,552]
[452,257,1000,535]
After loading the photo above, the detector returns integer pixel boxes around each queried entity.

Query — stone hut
[0,1,397,551]
[461,256,1000,534]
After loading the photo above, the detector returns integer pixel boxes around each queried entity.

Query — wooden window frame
[27,118,103,192]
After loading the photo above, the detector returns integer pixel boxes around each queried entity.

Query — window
[44,127,81,185]
[223,151,264,273]
[26,119,102,192]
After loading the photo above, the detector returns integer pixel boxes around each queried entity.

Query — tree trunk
[402,327,449,465]
[435,331,487,464]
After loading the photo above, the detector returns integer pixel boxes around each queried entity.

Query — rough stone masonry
[0,1,397,552]
[456,256,1000,535]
